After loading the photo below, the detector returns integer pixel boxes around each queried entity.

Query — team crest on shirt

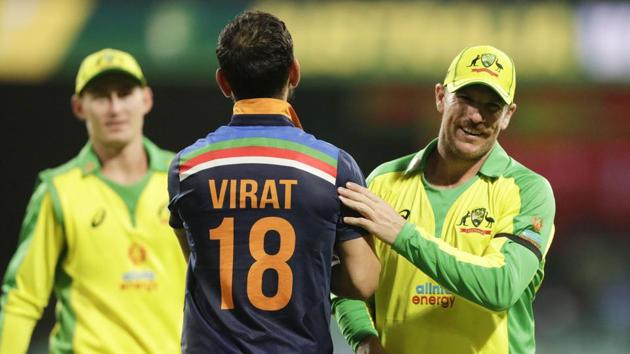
[457,207,494,235]
[128,243,147,265]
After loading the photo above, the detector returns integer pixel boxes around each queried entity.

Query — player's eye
[89,91,109,99]
[486,103,502,113]
[456,94,472,104]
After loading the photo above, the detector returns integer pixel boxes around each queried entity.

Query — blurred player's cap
[75,48,146,94]
[443,45,516,104]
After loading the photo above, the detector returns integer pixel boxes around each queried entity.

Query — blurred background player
[334,45,556,354]
[167,11,380,354]
[0,48,186,354]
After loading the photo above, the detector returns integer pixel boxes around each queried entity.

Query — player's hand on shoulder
[338,182,406,245]
[356,335,388,354]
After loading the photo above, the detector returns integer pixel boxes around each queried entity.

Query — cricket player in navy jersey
[167,11,380,354]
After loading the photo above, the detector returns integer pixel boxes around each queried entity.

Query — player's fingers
[338,187,376,209]
[343,216,375,231]
[339,195,375,219]
[345,182,382,203]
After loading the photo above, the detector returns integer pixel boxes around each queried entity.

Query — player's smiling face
[435,83,516,162]
[73,73,152,149]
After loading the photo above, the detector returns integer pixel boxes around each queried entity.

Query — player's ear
[215,69,233,98]
[71,94,87,122]
[435,83,446,114]
[141,86,154,115]
[288,58,300,89]
[500,103,517,130]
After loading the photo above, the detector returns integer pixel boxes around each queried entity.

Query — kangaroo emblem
[467,55,481,67]
[457,211,471,226]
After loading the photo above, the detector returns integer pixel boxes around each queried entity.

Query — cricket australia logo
[457,207,494,235]
[481,54,496,68]
[468,53,503,77]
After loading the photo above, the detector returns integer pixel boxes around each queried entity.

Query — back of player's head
[216,11,294,100]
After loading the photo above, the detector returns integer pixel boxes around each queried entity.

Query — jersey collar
[229,98,303,128]
[404,138,511,178]
[77,137,169,176]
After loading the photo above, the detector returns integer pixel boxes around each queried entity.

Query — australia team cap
[75,48,147,94]
[443,45,516,104]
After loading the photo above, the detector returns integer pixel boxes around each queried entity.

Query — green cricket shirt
[0,138,186,354]
[334,139,555,354]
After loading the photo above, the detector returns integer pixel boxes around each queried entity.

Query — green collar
[76,137,170,175]
[404,138,511,178]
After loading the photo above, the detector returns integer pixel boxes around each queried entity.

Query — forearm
[393,223,540,311]
[331,237,380,300]
[332,296,378,352]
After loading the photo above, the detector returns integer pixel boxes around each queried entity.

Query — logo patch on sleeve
[532,216,543,233]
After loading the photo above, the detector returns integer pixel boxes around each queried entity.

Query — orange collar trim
[233,98,302,129]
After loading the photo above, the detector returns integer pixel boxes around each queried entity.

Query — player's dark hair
[216,11,294,100]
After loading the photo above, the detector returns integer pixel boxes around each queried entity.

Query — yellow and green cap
[443,45,516,104]
[75,48,146,94]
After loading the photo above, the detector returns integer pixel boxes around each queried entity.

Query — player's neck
[92,137,148,185]
[424,150,487,189]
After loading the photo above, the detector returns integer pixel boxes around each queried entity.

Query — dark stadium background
[1,1,629,352]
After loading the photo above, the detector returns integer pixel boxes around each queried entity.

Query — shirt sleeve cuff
[392,222,419,254]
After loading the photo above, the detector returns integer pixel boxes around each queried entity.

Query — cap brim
[446,78,511,104]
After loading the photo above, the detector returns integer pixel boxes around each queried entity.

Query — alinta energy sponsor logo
[457,207,494,235]
[120,271,157,291]
[121,243,157,291]
[411,282,456,309]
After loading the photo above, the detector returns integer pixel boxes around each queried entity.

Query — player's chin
[452,141,489,161]
[102,133,134,148]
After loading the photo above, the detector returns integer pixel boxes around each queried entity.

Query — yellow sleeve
[0,182,65,354]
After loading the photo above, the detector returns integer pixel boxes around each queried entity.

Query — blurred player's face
[435,84,516,162]
[73,74,153,149]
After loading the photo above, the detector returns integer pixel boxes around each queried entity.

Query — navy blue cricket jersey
[168,99,367,354]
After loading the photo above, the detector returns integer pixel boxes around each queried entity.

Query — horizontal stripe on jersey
[179,142,337,184]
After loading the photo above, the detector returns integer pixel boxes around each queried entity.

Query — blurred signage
[254,1,576,82]
[576,3,630,81]
[0,0,95,81]
[2,1,630,84]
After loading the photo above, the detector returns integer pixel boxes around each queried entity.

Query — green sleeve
[0,182,65,354]
[332,296,378,352]
[392,223,539,311]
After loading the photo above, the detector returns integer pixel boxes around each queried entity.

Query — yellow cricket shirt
[334,139,556,354]
[0,138,186,354]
